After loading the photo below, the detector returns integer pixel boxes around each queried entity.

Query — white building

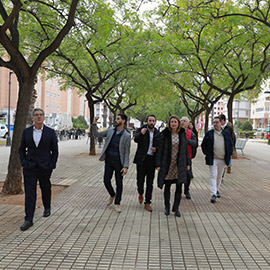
[250,91,270,131]
[223,99,251,124]
[94,102,111,128]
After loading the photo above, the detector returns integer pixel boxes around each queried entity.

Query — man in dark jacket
[92,114,131,214]
[19,108,58,231]
[133,115,159,212]
[220,114,236,174]
[201,116,233,203]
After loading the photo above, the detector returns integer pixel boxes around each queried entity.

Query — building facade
[250,91,270,131]
[0,67,89,130]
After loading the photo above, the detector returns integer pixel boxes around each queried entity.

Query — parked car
[0,123,8,138]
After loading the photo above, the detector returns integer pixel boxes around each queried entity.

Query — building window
[256,107,264,112]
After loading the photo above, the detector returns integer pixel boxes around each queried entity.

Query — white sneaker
[113,204,121,213]
[107,196,115,206]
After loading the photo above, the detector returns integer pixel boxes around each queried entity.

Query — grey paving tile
[0,140,270,269]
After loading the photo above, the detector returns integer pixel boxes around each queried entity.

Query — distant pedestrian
[180,117,198,200]
[19,108,59,231]
[220,114,236,174]
[201,116,233,203]
[91,114,131,213]
[156,115,190,217]
[158,122,165,132]
[75,127,81,139]
[133,115,160,212]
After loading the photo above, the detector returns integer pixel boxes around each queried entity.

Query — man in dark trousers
[19,108,58,231]
[220,114,236,174]
[133,115,159,212]
[92,114,131,213]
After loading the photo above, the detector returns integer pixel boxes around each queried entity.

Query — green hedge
[238,131,255,139]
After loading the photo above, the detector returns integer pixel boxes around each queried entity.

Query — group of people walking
[18,108,233,231]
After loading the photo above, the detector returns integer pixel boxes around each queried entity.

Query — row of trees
[1,0,270,194]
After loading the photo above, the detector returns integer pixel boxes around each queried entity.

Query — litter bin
[266,134,269,140]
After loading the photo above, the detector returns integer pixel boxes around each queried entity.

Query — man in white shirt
[133,115,160,212]
[19,108,58,230]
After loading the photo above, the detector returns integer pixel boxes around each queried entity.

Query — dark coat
[133,125,160,165]
[224,123,236,146]
[19,125,59,171]
[156,128,190,189]
[201,129,233,166]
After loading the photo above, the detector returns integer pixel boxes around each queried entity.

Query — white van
[0,124,8,138]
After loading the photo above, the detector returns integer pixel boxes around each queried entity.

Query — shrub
[240,120,253,131]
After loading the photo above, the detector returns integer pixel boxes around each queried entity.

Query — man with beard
[133,115,160,212]
[92,114,131,213]
[219,114,236,174]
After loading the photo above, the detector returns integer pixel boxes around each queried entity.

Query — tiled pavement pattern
[0,139,270,269]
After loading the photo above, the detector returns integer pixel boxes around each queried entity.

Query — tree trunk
[87,95,96,155]
[26,88,38,126]
[190,115,196,124]
[103,103,107,128]
[109,111,113,127]
[227,96,234,124]
[204,109,211,133]
[2,79,35,194]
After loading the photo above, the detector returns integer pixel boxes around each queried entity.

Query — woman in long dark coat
[156,115,190,217]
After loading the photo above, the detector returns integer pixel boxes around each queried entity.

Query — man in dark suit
[133,115,159,212]
[19,108,58,231]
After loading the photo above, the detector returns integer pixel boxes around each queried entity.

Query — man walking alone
[19,108,58,231]
[92,114,131,213]
[133,115,159,212]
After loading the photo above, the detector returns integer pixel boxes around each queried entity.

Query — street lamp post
[6,71,13,146]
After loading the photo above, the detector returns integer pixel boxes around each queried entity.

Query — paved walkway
[0,138,270,269]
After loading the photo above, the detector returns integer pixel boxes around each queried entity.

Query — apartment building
[223,99,251,123]
[0,67,89,130]
[250,91,270,131]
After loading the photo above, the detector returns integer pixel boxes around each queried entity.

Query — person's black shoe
[185,192,191,200]
[164,207,170,216]
[216,191,221,198]
[174,209,181,217]
[210,195,216,203]
[20,221,33,231]
[43,208,51,217]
